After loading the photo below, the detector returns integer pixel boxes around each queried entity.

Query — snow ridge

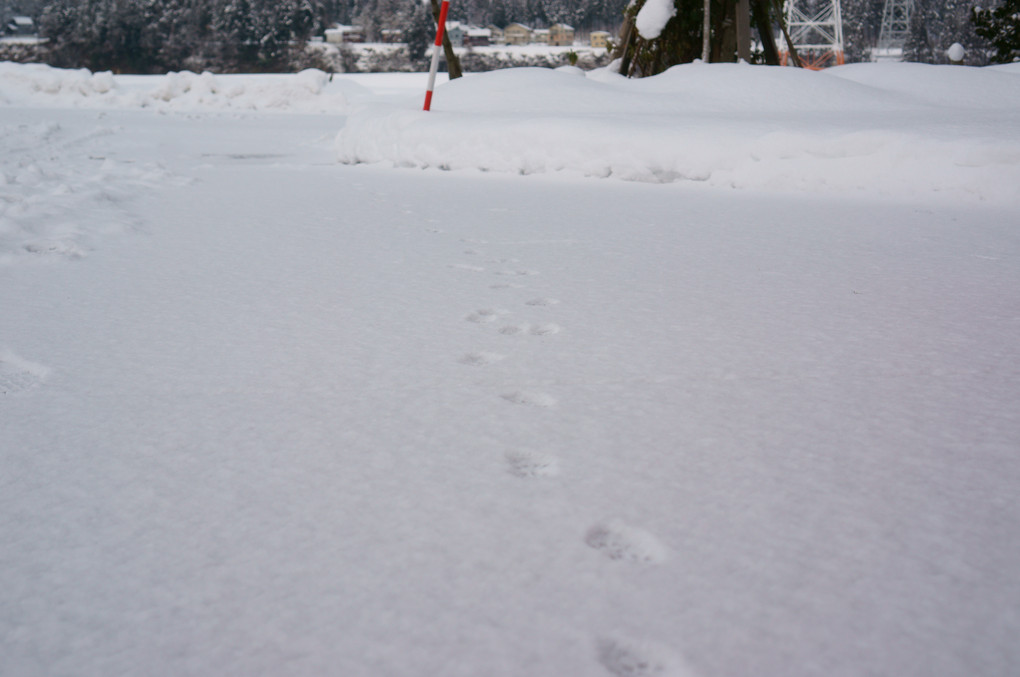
[336,64,1020,204]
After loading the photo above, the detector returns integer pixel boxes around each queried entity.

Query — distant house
[549,23,574,47]
[533,28,550,44]
[5,15,36,37]
[486,25,505,45]
[590,31,611,49]
[325,25,365,44]
[446,21,465,47]
[464,27,491,47]
[380,28,404,44]
[503,23,532,45]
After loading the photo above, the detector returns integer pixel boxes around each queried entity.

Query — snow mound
[0,63,364,112]
[336,64,1020,204]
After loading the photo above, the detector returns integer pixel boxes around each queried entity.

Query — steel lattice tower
[780,0,846,69]
[875,0,914,59]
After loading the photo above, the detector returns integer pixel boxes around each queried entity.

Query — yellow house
[549,24,575,47]
[590,31,611,49]
[503,23,532,45]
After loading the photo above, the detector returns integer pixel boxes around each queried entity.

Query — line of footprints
[447,237,691,677]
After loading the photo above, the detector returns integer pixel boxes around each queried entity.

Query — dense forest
[0,0,1010,73]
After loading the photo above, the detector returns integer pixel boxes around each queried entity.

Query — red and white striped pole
[423,0,450,111]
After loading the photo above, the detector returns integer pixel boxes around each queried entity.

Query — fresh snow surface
[338,62,1020,205]
[2,61,1020,677]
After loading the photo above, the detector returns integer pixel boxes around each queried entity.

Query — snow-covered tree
[972,0,1020,63]
[905,0,991,64]
[403,0,433,64]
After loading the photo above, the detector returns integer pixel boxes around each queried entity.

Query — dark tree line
[904,0,991,64]
[25,0,631,73]
[971,0,1019,63]
[13,0,1015,74]
[37,0,319,73]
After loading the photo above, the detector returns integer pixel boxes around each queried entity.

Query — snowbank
[336,63,1020,204]
[0,63,365,112]
[3,60,1018,203]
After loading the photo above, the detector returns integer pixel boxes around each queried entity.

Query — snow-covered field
[2,61,1019,677]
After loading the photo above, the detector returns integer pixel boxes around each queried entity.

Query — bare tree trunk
[612,14,636,74]
[702,0,711,61]
[714,0,737,62]
[750,0,781,65]
[773,0,803,67]
[735,0,751,62]
[428,0,462,79]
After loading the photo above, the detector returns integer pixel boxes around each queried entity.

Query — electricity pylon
[874,0,914,60]
[780,0,846,69]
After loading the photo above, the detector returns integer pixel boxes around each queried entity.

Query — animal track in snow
[494,269,539,277]
[458,352,506,366]
[499,322,560,336]
[585,519,668,564]
[597,637,691,677]
[505,449,560,478]
[501,391,557,408]
[525,297,560,307]
[530,323,561,336]
[465,309,505,324]
[0,349,50,396]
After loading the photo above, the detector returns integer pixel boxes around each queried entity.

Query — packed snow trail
[2,67,1020,677]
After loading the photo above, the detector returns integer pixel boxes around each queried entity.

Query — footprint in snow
[458,352,506,366]
[0,349,50,396]
[499,323,560,336]
[494,269,539,277]
[530,323,561,336]
[525,298,560,307]
[585,519,668,564]
[596,637,692,677]
[465,309,505,324]
[501,391,557,408]
[449,263,485,272]
[505,449,560,478]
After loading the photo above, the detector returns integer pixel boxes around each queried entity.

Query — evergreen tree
[905,0,991,64]
[403,0,433,64]
[972,0,1020,63]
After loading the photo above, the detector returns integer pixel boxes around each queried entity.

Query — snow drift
[336,63,1020,203]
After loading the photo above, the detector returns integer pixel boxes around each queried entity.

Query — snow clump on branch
[635,0,677,40]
